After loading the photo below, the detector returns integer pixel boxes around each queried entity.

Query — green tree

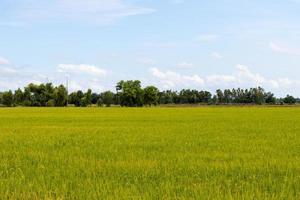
[25,83,41,106]
[44,83,54,102]
[223,89,232,104]
[0,92,3,105]
[14,88,24,105]
[116,80,144,107]
[178,89,200,104]
[69,91,84,107]
[250,87,265,105]
[91,93,99,104]
[211,95,218,104]
[2,90,14,107]
[101,91,114,107]
[265,92,276,104]
[216,89,225,104]
[198,91,212,103]
[144,86,159,106]
[79,89,92,107]
[283,95,296,104]
[80,97,88,107]
[159,90,177,104]
[97,98,104,107]
[85,89,92,106]
[53,85,68,107]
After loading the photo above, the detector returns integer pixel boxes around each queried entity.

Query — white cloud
[0,66,50,91]
[270,42,300,56]
[177,62,194,68]
[0,57,10,65]
[57,64,107,77]
[211,52,223,60]
[150,65,300,92]
[150,67,204,88]
[68,80,84,91]
[235,64,266,86]
[57,64,109,92]
[3,0,155,25]
[196,34,220,42]
[0,58,110,92]
[66,78,107,93]
[206,75,236,86]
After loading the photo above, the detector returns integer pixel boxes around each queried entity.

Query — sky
[0,0,300,97]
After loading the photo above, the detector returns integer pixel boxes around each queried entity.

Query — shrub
[46,99,55,107]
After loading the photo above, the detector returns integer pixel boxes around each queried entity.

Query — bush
[23,100,32,107]
[46,99,55,107]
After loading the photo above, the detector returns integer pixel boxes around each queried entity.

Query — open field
[0,107,300,199]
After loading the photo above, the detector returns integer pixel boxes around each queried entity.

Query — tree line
[0,80,298,107]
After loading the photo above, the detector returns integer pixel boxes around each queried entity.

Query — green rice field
[0,107,300,199]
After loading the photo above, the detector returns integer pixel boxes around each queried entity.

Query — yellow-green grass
[0,107,300,199]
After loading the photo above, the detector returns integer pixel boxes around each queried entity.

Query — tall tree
[250,87,265,105]
[45,83,54,104]
[2,90,14,107]
[265,92,276,104]
[83,89,92,107]
[159,90,177,104]
[101,91,114,107]
[283,95,296,104]
[14,88,24,105]
[116,80,144,107]
[53,85,68,107]
[91,93,99,104]
[216,89,225,104]
[223,89,232,104]
[198,91,212,103]
[69,91,84,107]
[144,86,159,106]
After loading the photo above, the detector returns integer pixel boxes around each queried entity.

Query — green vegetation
[0,107,300,199]
[0,81,299,107]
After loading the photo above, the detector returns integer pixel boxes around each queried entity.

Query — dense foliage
[0,80,298,107]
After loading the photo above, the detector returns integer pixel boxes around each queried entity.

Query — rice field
[0,107,300,199]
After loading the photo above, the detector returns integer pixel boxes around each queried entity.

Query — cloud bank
[150,65,300,94]
[1,57,299,97]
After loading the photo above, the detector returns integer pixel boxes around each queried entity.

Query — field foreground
[0,107,300,199]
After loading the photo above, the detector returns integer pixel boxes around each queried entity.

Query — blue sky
[0,0,300,96]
